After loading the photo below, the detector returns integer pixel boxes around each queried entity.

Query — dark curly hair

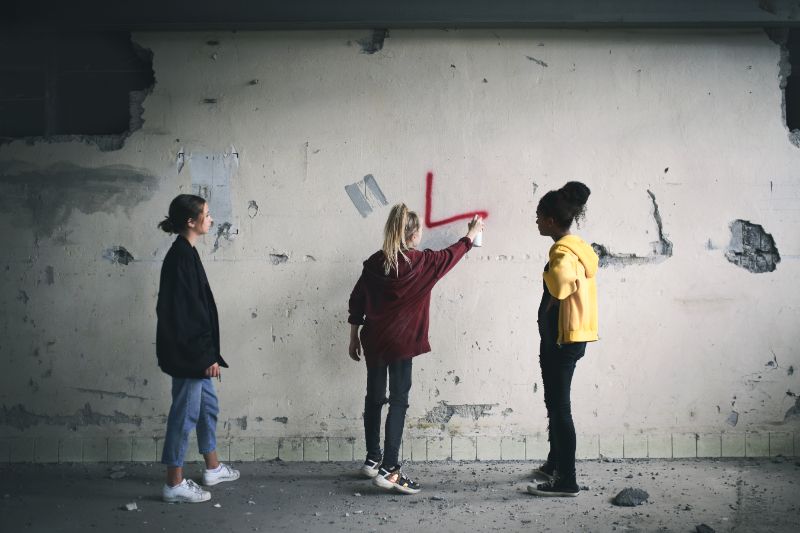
[537,181,591,230]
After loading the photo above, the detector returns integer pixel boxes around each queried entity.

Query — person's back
[347,203,484,494]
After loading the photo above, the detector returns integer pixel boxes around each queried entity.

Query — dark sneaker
[526,478,580,497]
[360,457,381,478]
[532,461,556,481]
[372,465,421,495]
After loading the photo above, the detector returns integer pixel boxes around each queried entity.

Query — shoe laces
[185,479,204,493]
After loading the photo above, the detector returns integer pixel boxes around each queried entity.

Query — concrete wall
[1,29,799,462]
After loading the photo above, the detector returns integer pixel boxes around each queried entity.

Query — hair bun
[157,217,176,234]
[560,181,591,206]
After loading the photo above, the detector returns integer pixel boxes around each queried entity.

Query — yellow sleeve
[543,246,578,300]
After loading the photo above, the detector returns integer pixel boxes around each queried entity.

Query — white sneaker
[162,479,211,503]
[360,458,381,478]
[202,463,240,486]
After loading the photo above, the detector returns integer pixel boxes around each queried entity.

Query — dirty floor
[1,459,798,532]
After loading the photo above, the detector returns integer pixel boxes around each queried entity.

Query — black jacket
[156,236,229,378]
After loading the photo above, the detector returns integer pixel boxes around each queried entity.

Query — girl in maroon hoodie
[348,203,483,494]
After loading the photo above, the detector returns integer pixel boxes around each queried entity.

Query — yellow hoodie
[542,235,599,345]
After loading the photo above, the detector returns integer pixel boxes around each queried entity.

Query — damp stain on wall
[725,220,780,273]
[0,403,143,431]
[0,161,159,238]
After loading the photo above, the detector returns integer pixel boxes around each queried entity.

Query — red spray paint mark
[424,171,489,228]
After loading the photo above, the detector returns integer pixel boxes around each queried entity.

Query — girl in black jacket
[156,194,239,503]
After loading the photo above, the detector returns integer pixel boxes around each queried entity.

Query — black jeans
[539,341,586,482]
[364,358,412,467]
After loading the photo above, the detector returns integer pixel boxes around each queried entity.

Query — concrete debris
[248,500,255,505]
[612,488,649,506]
[273,416,288,424]
[695,525,715,533]
[123,502,137,511]
[109,471,127,480]
[213,503,221,508]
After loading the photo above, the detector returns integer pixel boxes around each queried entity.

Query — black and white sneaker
[372,465,421,495]
[526,477,580,497]
[360,457,381,479]
[532,461,556,481]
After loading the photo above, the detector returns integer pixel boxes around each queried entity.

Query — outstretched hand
[466,214,485,241]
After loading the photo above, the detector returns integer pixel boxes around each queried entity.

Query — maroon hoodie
[348,237,473,367]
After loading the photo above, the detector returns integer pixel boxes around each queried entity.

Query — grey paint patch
[784,397,800,421]
[526,55,548,67]
[592,190,673,268]
[424,401,496,423]
[725,220,780,273]
[273,416,288,424]
[612,488,649,506]
[203,98,218,104]
[17,290,29,304]
[358,30,388,54]
[726,411,739,427]
[788,365,794,376]
[0,161,159,238]
[102,246,135,265]
[234,416,247,431]
[74,388,148,401]
[0,403,142,431]
[45,266,54,285]
[345,174,389,218]
[248,200,259,218]
[269,253,289,265]
[190,148,239,252]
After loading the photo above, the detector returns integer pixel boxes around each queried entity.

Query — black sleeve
[170,255,218,374]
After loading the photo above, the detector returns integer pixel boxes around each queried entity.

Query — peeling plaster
[357,30,388,54]
[592,190,673,268]
[74,388,148,401]
[725,220,780,273]
[525,55,549,67]
[102,246,135,266]
[269,253,289,265]
[423,401,496,423]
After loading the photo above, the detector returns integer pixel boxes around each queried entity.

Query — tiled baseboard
[0,432,796,463]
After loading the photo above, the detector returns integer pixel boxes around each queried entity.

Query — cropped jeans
[161,377,219,467]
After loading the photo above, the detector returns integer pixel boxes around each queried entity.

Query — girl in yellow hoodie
[527,181,599,498]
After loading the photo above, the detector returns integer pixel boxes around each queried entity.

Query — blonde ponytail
[382,203,420,275]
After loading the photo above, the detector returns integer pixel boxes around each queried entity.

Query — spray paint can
[473,231,483,247]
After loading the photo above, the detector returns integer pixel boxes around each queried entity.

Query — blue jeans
[539,341,586,482]
[161,377,219,467]
[364,359,412,467]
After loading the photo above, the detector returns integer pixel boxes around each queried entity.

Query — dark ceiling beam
[5,0,800,31]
